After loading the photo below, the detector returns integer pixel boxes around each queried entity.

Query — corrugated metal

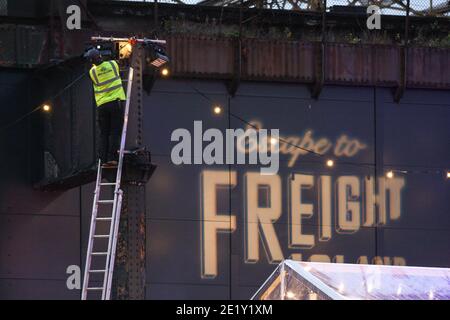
[1,28,449,89]
[407,47,450,89]
[242,39,315,82]
[325,43,400,86]
[166,35,234,78]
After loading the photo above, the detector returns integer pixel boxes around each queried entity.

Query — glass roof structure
[252,260,450,300]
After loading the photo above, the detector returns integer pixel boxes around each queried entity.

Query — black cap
[84,48,101,60]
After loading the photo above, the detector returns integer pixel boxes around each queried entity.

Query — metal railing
[114,0,450,16]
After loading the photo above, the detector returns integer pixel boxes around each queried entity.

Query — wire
[0,72,87,133]
[187,83,448,176]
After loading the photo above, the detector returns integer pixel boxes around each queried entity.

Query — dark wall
[0,70,83,299]
[143,80,450,299]
[0,75,449,299]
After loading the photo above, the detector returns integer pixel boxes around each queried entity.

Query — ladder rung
[100,183,117,186]
[86,287,104,291]
[91,252,108,256]
[94,235,110,238]
[96,217,112,221]
[89,270,106,273]
[98,200,114,204]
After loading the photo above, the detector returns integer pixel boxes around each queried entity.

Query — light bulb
[213,106,222,115]
[326,159,334,168]
[161,68,169,77]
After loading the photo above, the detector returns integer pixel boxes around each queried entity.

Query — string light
[161,68,170,77]
[326,159,334,168]
[213,105,223,115]
[0,72,86,133]
[270,137,278,146]
[285,291,296,299]
[181,84,450,180]
[42,104,51,112]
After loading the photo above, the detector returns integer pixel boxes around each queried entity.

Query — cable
[0,72,87,133]
[186,83,449,176]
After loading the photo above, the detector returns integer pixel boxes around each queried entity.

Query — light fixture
[213,106,222,115]
[446,171,450,179]
[386,171,394,179]
[285,291,296,299]
[42,104,51,112]
[326,159,334,168]
[161,68,170,77]
[147,44,169,68]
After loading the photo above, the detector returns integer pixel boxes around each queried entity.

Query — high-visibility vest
[89,60,126,107]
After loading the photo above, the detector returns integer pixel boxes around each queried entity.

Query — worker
[84,48,126,167]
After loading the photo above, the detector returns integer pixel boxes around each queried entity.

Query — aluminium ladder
[81,67,134,300]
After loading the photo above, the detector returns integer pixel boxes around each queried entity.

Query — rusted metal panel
[324,43,400,86]
[166,35,234,79]
[407,47,450,89]
[372,45,401,86]
[241,39,315,82]
[0,24,48,67]
[2,27,450,90]
[325,43,370,84]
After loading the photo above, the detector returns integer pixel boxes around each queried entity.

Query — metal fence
[115,0,450,16]
[0,0,7,15]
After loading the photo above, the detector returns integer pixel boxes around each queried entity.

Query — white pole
[91,36,166,45]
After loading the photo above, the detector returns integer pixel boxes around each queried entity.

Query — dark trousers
[97,100,124,163]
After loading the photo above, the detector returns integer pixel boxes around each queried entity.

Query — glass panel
[254,260,450,300]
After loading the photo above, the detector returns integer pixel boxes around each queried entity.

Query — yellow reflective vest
[89,60,126,107]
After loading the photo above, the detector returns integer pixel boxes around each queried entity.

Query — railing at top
[114,0,450,17]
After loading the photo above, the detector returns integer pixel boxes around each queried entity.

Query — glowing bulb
[386,171,394,179]
[42,104,51,112]
[308,292,318,300]
[326,159,334,168]
[161,68,170,77]
[213,106,222,115]
[270,137,278,146]
[286,291,296,299]
[446,171,450,179]
[429,290,434,300]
